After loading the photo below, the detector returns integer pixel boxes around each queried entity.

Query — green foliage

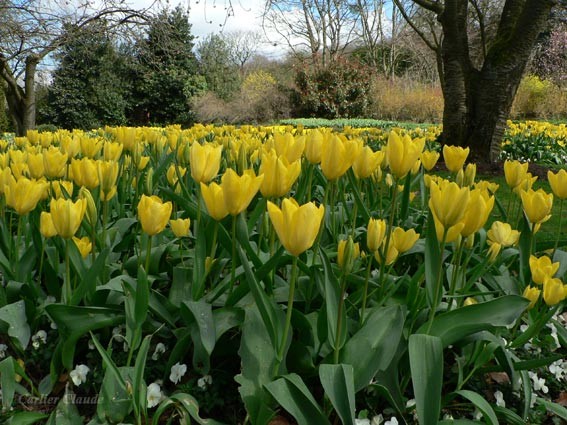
[293,57,372,119]
[130,5,204,126]
[43,22,132,130]
[196,34,241,100]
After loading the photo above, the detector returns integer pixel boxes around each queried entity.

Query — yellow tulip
[267,198,325,257]
[487,221,520,247]
[79,187,97,227]
[190,143,222,184]
[504,160,529,190]
[304,129,323,164]
[321,135,361,181]
[429,181,470,240]
[529,255,559,285]
[49,198,87,239]
[259,150,301,198]
[523,286,541,309]
[367,218,387,252]
[11,162,29,180]
[170,218,191,237]
[200,182,229,221]
[442,145,469,173]
[547,169,567,199]
[137,195,172,236]
[272,132,305,163]
[463,163,476,186]
[520,188,553,225]
[97,160,119,201]
[40,212,57,238]
[375,242,398,266]
[60,135,81,158]
[27,153,45,179]
[220,169,264,216]
[463,297,478,306]
[352,146,384,179]
[50,180,74,199]
[4,178,47,215]
[543,276,565,306]
[80,136,103,158]
[386,131,425,179]
[103,142,123,161]
[391,227,420,253]
[73,236,92,259]
[166,165,186,188]
[460,189,494,237]
[43,147,68,179]
[420,150,440,171]
[70,158,100,189]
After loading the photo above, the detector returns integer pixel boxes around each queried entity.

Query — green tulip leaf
[319,364,356,425]
[453,390,499,425]
[417,296,529,347]
[0,300,30,350]
[341,305,404,392]
[265,373,331,425]
[409,334,443,425]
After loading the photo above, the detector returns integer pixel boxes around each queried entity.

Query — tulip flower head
[337,238,360,272]
[487,221,520,247]
[4,178,47,215]
[367,218,387,252]
[386,131,425,179]
[547,169,567,199]
[259,150,301,198]
[529,255,560,285]
[137,195,172,236]
[460,189,494,238]
[267,198,325,257]
[73,236,92,259]
[40,212,57,238]
[49,198,87,239]
[321,135,362,181]
[543,277,566,306]
[352,146,384,179]
[220,169,264,216]
[523,286,541,309]
[428,180,470,242]
[200,182,229,221]
[442,145,469,173]
[391,227,420,254]
[520,188,553,226]
[504,160,529,191]
[170,218,191,238]
[420,150,440,171]
[190,142,222,184]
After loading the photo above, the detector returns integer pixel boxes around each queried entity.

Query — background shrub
[367,76,443,122]
[511,74,567,119]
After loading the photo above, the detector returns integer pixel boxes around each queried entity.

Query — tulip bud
[543,277,565,306]
[79,187,98,227]
[487,242,501,262]
[338,237,359,274]
[464,163,476,186]
[237,144,248,175]
[523,285,541,309]
[456,169,464,187]
[145,167,154,195]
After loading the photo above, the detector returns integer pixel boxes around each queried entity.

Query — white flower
[528,371,548,393]
[494,390,506,408]
[370,414,383,425]
[147,382,163,408]
[169,362,187,384]
[549,359,566,381]
[406,399,416,408]
[197,374,213,389]
[88,340,95,350]
[355,419,370,425]
[546,322,560,348]
[45,296,56,305]
[443,414,454,420]
[32,330,48,349]
[0,344,7,359]
[152,343,166,361]
[530,393,537,408]
[69,364,90,386]
[384,417,398,425]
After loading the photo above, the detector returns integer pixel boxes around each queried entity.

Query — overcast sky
[135,0,287,58]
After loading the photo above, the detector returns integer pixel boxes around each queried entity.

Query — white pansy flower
[0,344,7,359]
[169,362,187,384]
[549,359,566,381]
[406,399,416,408]
[528,371,549,393]
[355,419,370,425]
[384,417,398,425]
[152,343,166,361]
[494,390,505,407]
[197,374,213,389]
[147,382,163,408]
[371,414,383,425]
[69,364,90,386]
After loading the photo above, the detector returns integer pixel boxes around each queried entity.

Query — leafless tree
[0,0,154,135]
[262,0,358,66]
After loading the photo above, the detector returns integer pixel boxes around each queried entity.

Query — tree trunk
[436,0,556,164]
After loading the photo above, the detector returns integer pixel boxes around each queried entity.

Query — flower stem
[553,198,564,255]
[145,235,152,275]
[229,215,237,296]
[359,255,373,326]
[334,272,348,364]
[273,256,298,377]
[64,239,71,304]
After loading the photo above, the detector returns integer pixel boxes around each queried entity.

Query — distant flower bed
[0,123,565,424]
